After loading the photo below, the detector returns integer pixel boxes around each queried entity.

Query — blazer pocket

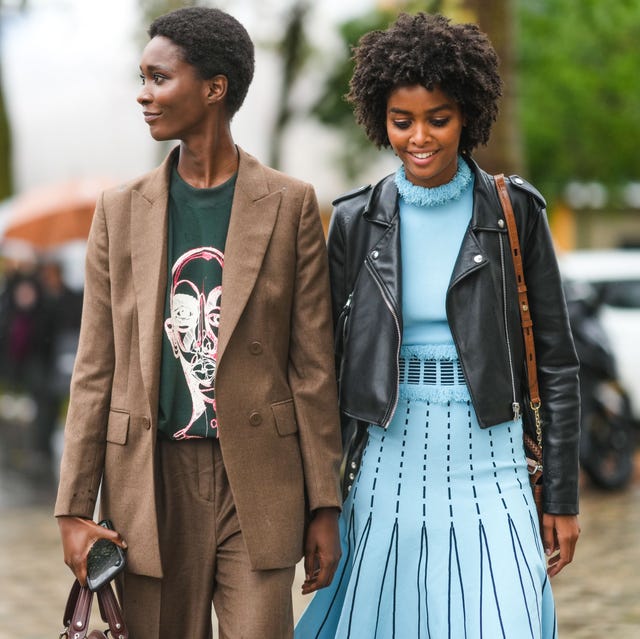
[106,409,130,445]
[271,399,298,436]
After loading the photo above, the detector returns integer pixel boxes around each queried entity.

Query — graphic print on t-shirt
[164,246,223,439]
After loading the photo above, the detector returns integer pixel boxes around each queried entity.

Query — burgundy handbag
[494,174,544,532]
[60,580,128,639]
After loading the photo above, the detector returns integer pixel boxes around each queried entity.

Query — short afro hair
[347,13,502,153]
[149,7,254,118]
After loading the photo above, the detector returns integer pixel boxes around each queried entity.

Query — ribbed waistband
[398,344,470,404]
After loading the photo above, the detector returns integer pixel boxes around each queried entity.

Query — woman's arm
[288,184,343,591]
[55,194,117,580]
[521,193,581,574]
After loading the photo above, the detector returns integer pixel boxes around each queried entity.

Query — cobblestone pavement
[1,453,639,639]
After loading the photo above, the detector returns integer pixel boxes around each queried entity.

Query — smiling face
[386,84,465,188]
[137,35,212,142]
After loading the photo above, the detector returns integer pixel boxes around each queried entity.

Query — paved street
[1,435,639,638]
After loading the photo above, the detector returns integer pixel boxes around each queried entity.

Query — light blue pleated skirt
[296,345,557,639]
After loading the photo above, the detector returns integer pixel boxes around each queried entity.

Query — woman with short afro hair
[296,12,580,639]
[148,7,254,118]
[55,6,343,639]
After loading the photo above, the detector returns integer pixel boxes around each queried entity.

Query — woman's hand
[301,507,341,595]
[542,513,580,578]
[58,516,127,586]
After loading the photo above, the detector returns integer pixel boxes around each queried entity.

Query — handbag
[494,174,544,532]
[60,579,129,639]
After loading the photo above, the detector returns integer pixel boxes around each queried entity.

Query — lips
[143,111,161,123]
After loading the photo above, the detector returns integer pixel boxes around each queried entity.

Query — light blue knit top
[396,157,474,348]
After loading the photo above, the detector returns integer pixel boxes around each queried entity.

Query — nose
[410,123,431,147]
[137,83,152,106]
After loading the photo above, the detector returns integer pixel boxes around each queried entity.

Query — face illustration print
[164,247,224,439]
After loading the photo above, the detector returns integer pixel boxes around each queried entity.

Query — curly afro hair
[149,7,254,118]
[347,12,502,153]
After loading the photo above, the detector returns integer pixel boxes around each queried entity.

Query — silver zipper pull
[512,402,521,420]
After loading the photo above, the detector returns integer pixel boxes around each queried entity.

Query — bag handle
[493,174,543,461]
[96,583,128,638]
[61,580,128,639]
[62,580,93,638]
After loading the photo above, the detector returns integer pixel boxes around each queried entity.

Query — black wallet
[86,519,126,592]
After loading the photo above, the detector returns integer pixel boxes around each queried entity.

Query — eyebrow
[388,103,454,115]
[139,63,174,74]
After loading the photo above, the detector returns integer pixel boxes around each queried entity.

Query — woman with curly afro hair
[296,12,580,639]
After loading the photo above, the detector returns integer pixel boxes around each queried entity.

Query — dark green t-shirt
[157,164,236,439]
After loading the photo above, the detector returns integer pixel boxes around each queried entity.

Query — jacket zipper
[365,259,401,428]
[499,234,521,420]
[341,293,352,343]
[334,292,353,393]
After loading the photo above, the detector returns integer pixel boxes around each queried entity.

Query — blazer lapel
[130,151,174,416]
[217,148,282,363]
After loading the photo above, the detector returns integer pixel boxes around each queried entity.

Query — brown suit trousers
[120,438,295,639]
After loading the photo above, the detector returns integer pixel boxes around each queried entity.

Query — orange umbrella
[1,177,114,249]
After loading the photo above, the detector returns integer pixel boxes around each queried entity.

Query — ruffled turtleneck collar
[394,156,473,207]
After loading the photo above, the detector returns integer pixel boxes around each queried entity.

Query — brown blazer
[55,147,342,578]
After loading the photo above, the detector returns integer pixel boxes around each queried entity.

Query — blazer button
[249,411,263,426]
[473,254,484,263]
[249,340,263,355]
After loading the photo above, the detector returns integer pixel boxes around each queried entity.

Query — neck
[177,122,238,188]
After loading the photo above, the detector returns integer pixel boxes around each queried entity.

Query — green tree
[517,0,640,204]
[0,0,26,200]
[0,54,13,201]
[268,1,312,169]
[311,7,401,180]
[462,0,523,175]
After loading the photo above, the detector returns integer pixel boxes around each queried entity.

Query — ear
[206,75,228,105]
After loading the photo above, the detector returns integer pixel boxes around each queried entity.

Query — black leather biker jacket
[329,156,580,515]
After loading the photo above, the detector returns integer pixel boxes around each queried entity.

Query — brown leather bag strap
[61,580,127,639]
[62,580,93,639]
[62,579,82,632]
[96,583,129,639]
[494,174,543,453]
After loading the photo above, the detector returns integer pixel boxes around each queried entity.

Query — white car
[558,249,640,421]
